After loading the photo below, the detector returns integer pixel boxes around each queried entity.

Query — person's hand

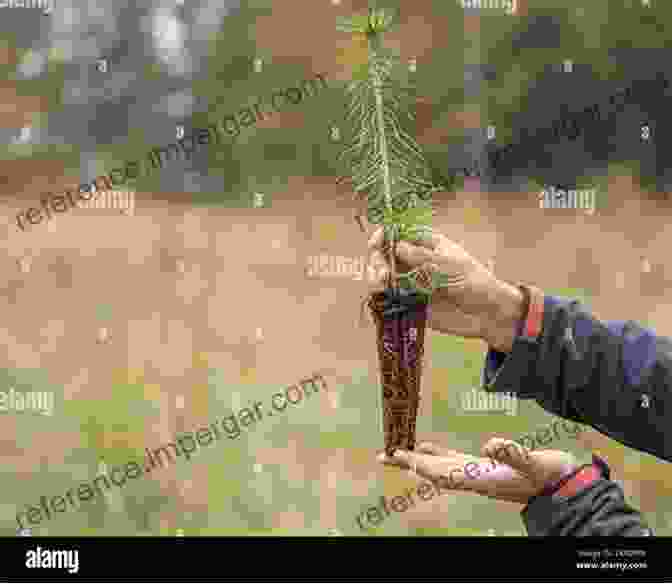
[378,439,579,505]
[367,227,525,352]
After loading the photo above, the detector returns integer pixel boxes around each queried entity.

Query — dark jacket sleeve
[522,455,653,536]
[482,294,672,464]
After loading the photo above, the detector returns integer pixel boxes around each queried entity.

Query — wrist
[483,280,526,352]
[536,462,582,499]
[534,459,602,502]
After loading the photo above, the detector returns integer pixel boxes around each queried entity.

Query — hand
[367,227,525,352]
[378,439,579,505]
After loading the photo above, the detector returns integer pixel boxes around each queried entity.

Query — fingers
[482,438,532,472]
[378,448,521,497]
[367,249,390,291]
[395,240,437,268]
[367,227,440,270]
[378,449,473,492]
[367,226,440,252]
[416,442,460,457]
[366,240,415,286]
[377,450,436,482]
[367,227,480,283]
[377,450,414,469]
[392,451,434,480]
[376,451,400,467]
[415,442,442,455]
[367,226,386,251]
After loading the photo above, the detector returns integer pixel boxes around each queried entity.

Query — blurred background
[1,0,672,536]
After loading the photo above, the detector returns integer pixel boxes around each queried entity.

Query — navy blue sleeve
[482,295,672,463]
[522,456,653,536]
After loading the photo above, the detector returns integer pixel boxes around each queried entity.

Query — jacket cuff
[481,285,554,397]
[521,455,652,536]
[521,456,607,536]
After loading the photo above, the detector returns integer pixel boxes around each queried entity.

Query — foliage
[336,6,450,297]
[480,1,672,193]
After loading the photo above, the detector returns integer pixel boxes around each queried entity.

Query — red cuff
[551,464,603,500]
[517,284,544,339]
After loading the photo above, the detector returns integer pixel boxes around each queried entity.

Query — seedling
[335,5,449,454]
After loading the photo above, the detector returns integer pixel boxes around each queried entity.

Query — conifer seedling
[335,5,450,454]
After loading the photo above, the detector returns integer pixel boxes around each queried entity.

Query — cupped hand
[378,439,578,505]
